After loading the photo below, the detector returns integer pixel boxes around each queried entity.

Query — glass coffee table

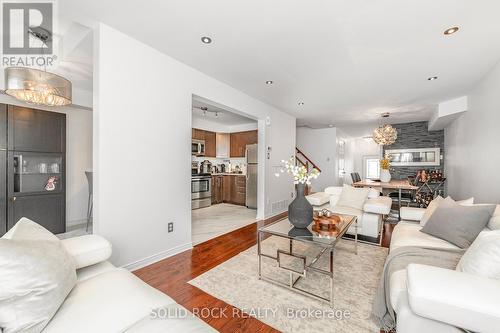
[257,214,358,307]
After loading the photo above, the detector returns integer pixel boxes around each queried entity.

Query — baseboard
[264,209,288,220]
[122,242,193,272]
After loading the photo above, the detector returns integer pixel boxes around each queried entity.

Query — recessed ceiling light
[265,80,273,85]
[428,76,438,81]
[444,27,459,35]
[298,102,305,106]
[201,36,212,44]
[328,124,334,128]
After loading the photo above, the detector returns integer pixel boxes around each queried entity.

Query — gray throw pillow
[0,219,76,333]
[421,197,495,248]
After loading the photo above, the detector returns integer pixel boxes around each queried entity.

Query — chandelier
[373,113,397,145]
[3,26,72,107]
[4,67,72,107]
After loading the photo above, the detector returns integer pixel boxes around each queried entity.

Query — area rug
[189,236,388,333]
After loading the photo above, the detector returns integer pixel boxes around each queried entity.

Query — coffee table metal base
[257,219,358,307]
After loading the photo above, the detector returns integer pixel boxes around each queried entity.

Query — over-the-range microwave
[192,139,205,156]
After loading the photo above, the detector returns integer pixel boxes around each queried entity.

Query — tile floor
[191,203,257,245]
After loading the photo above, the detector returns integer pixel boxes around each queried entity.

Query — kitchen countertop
[211,173,246,176]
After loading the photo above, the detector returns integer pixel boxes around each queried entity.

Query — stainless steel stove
[191,173,211,210]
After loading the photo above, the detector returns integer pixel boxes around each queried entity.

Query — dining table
[353,179,419,220]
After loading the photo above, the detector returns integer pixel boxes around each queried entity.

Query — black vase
[288,183,313,228]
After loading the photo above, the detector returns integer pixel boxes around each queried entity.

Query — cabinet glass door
[13,153,63,193]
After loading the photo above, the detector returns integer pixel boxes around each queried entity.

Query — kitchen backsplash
[192,156,247,173]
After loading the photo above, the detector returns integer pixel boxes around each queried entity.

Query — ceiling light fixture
[427,76,438,81]
[193,106,221,118]
[201,36,212,44]
[4,28,72,107]
[373,113,397,146]
[265,80,273,85]
[298,102,304,106]
[444,27,459,35]
[5,67,72,106]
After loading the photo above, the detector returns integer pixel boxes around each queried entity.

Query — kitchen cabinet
[230,130,258,157]
[7,193,65,234]
[8,105,65,153]
[204,131,216,157]
[0,106,6,234]
[192,128,205,141]
[222,175,232,203]
[211,175,223,204]
[222,175,246,206]
[216,133,230,158]
[192,128,216,157]
[0,105,66,236]
[0,151,6,235]
[0,104,7,149]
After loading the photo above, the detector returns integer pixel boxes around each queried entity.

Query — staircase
[295,147,321,195]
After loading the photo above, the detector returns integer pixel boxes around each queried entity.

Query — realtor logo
[2,1,53,54]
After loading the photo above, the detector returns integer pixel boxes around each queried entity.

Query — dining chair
[350,172,361,183]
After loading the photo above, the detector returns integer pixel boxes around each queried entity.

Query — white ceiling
[192,99,256,126]
[61,0,500,126]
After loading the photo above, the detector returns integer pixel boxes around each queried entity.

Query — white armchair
[307,186,392,243]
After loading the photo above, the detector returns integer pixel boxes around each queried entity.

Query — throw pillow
[456,231,500,280]
[420,196,475,226]
[0,219,76,333]
[421,197,496,248]
[457,197,474,205]
[419,196,444,226]
[335,185,370,210]
[489,205,500,230]
[461,204,500,231]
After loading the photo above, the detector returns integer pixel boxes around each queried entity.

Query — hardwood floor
[134,215,395,332]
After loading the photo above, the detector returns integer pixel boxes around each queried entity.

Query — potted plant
[278,158,320,228]
[380,154,392,183]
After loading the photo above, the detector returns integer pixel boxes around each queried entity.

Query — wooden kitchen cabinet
[192,128,205,141]
[204,131,216,157]
[192,128,216,157]
[222,175,246,206]
[222,175,232,203]
[211,175,223,204]
[230,130,258,157]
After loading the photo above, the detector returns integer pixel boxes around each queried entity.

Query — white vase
[380,169,391,183]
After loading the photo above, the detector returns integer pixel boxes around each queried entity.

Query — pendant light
[373,113,397,145]
[4,28,72,107]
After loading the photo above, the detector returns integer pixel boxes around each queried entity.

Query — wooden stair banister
[295,147,321,196]
[295,147,321,173]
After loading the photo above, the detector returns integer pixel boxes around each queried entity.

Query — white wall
[94,24,295,268]
[0,95,93,226]
[336,128,381,184]
[445,61,500,203]
[296,127,338,191]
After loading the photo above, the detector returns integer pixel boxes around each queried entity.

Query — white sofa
[36,234,215,332]
[388,205,500,333]
[307,186,392,242]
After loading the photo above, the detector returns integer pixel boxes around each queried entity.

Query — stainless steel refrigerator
[245,144,258,209]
